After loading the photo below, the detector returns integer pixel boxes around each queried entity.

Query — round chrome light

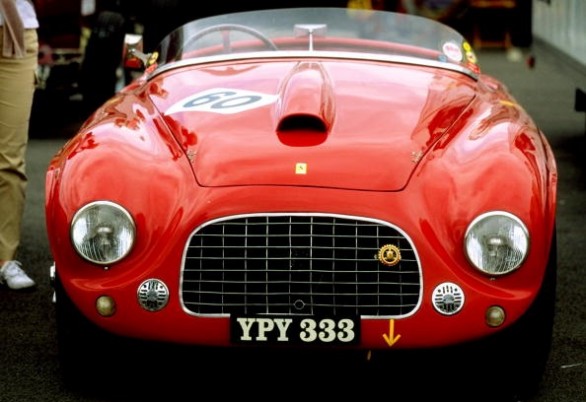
[464,211,529,276]
[432,282,465,315]
[71,201,136,265]
[137,279,169,312]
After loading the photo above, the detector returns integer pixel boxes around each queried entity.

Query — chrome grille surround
[180,213,422,318]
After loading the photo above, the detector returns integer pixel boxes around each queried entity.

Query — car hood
[149,60,476,191]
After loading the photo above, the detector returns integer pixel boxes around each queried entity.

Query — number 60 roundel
[166,87,278,115]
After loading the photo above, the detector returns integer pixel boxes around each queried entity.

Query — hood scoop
[275,61,335,136]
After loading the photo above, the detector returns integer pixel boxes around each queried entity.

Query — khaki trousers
[0,28,37,261]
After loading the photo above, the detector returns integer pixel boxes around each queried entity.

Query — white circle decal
[166,87,278,115]
[442,41,463,62]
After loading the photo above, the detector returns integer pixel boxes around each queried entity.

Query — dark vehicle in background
[33,0,137,130]
[32,0,347,136]
[34,0,166,131]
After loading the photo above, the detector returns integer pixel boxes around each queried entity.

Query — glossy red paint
[46,57,556,345]
[45,13,557,394]
[148,61,478,191]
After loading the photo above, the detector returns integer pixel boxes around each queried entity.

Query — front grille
[180,214,421,317]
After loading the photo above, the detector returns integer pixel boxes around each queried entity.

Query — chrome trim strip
[149,50,478,81]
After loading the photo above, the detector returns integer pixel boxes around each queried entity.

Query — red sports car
[45,7,557,400]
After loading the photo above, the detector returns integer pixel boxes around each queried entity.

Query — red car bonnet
[151,59,476,191]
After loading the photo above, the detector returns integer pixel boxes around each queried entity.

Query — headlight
[464,211,529,276]
[71,201,136,265]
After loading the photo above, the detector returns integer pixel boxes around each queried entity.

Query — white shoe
[0,261,36,290]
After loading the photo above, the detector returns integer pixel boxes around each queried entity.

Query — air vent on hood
[276,61,335,134]
[277,114,327,132]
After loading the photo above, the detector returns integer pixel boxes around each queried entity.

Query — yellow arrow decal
[382,319,401,347]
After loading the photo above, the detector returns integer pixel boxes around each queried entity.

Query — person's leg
[0,29,38,289]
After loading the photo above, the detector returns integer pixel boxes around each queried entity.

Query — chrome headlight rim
[70,200,136,265]
[464,210,530,276]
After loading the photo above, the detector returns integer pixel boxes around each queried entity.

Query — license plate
[230,315,360,345]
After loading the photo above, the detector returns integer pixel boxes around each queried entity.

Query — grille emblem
[378,244,401,266]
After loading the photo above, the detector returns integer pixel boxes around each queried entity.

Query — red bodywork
[45,18,557,353]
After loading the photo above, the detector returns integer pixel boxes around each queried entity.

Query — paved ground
[0,43,584,401]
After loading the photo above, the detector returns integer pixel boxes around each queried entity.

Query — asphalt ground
[0,44,584,401]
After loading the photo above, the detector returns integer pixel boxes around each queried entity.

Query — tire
[54,274,127,392]
[364,228,558,401]
[495,228,557,400]
[467,227,558,401]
